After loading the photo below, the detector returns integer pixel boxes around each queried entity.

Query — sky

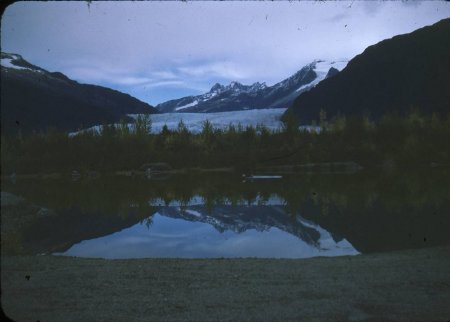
[1,1,449,106]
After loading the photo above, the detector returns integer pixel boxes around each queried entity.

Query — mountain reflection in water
[3,170,450,257]
[55,202,359,259]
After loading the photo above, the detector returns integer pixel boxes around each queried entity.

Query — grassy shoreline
[2,245,450,321]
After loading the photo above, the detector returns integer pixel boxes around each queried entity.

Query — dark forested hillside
[1,53,158,135]
[286,18,450,124]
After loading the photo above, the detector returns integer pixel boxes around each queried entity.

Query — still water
[2,170,450,258]
[54,202,358,259]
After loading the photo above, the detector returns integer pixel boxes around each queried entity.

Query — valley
[1,3,449,321]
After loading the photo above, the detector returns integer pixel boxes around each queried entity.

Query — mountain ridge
[286,18,450,123]
[1,52,159,135]
[156,60,347,113]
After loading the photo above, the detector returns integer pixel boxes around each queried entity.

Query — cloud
[144,80,185,88]
[327,12,350,23]
[361,1,385,16]
[64,66,138,84]
[177,61,250,80]
[401,0,423,8]
[114,76,154,86]
[2,1,449,105]
[64,66,183,89]
[150,70,178,80]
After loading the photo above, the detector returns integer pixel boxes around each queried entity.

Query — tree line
[2,111,450,175]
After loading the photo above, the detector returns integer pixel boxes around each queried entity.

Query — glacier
[71,108,322,136]
[175,99,199,111]
[140,108,287,133]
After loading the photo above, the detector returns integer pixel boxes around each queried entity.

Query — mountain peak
[325,67,339,78]
[1,52,158,135]
[228,81,243,89]
[156,59,348,113]
[1,52,23,60]
[286,18,450,123]
[210,83,224,93]
[250,81,267,92]
[1,52,44,73]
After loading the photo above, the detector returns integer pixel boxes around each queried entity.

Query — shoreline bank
[2,245,450,321]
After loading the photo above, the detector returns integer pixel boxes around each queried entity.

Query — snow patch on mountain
[296,60,348,92]
[1,57,31,71]
[184,209,203,217]
[156,59,348,113]
[1,53,45,73]
[315,60,348,75]
[297,216,359,254]
[175,100,199,111]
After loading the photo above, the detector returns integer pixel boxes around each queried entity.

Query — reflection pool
[55,204,359,259]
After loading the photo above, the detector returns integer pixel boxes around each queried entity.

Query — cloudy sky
[1,1,449,105]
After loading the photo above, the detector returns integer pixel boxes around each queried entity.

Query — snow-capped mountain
[287,18,450,123]
[147,194,357,252]
[156,60,348,113]
[1,52,158,135]
[1,53,48,73]
[155,204,358,256]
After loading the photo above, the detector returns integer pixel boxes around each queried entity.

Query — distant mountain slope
[1,53,158,135]
[157,60,347,113]
[158,205,326,247]
[286,18,450,124]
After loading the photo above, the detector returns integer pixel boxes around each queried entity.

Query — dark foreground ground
[2,246,450,322]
